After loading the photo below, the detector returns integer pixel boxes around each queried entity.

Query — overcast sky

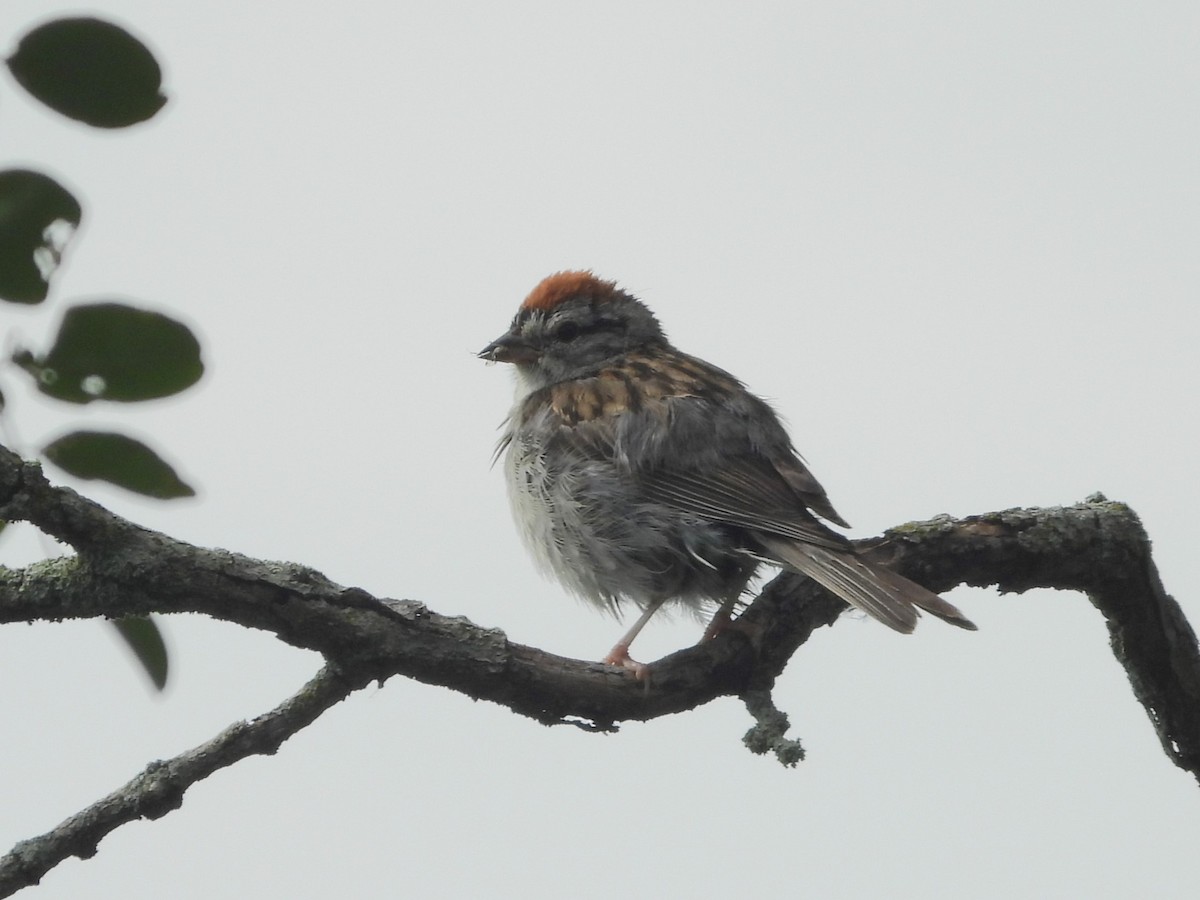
[2,2,1198,897]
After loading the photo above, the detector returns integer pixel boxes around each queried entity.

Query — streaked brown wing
[517,354,851,550]
[641,458,851,553]
[772,454,850,528]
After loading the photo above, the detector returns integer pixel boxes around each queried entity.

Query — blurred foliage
[110,616,170,691]
[8,17,166,128]
[44,431,195,499]
[15,302,204,404]
[1,15,196,689]
[0,169,81,304]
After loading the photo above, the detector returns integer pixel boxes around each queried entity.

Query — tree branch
[3,441,1198,888]
[864,498,1200,778]
[0,665,361,897]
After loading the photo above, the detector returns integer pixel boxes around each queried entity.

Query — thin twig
[0,666,360,898]
[3,442,1198,889]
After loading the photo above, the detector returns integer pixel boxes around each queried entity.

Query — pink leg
[700,599,738,642]
[602,599,666,680]
[700,598,761,645]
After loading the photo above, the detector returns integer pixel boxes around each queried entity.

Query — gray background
[2,2,1197,897]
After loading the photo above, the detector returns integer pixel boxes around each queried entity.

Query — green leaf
[0,169,82,304]
[43,430,195,499]
[111,616,168,690]
[17,301,203,404]
[7,17,167,128]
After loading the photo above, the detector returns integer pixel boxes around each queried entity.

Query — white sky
[2,2,1198,897]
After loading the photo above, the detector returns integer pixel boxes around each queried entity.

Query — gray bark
[1,442,1196,896]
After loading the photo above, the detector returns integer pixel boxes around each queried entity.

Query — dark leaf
[111,616,168,690]
[7,17,167,128]
[0,169,81,304]
[43,430,195,499]
[18,301,203,403]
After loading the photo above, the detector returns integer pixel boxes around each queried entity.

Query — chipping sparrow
[480,271,974,673]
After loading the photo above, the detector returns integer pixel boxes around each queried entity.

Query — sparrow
[480,271,974,674]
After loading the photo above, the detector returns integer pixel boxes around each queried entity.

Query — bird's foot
[602,644,651,682]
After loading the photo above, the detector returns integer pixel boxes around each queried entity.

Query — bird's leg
[700,598,740,642]
[700,597,762,646]
[603,599,666,680]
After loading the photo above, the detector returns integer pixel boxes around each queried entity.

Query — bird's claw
[602,644,651,682]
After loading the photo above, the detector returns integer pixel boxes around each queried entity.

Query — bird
[479,271,974,675]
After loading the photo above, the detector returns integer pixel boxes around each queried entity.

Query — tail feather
[871,563,978,631]
[753,533,976,633]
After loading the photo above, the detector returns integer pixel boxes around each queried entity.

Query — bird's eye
[553,321,582,342]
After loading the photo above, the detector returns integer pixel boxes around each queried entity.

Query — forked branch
[1,443,1196,894]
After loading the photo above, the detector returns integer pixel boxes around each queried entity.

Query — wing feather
[756,533,976,632]
[505,354,975,633]
[643,463,849,552]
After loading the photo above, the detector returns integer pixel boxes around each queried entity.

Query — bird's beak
[478,332,540,365]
